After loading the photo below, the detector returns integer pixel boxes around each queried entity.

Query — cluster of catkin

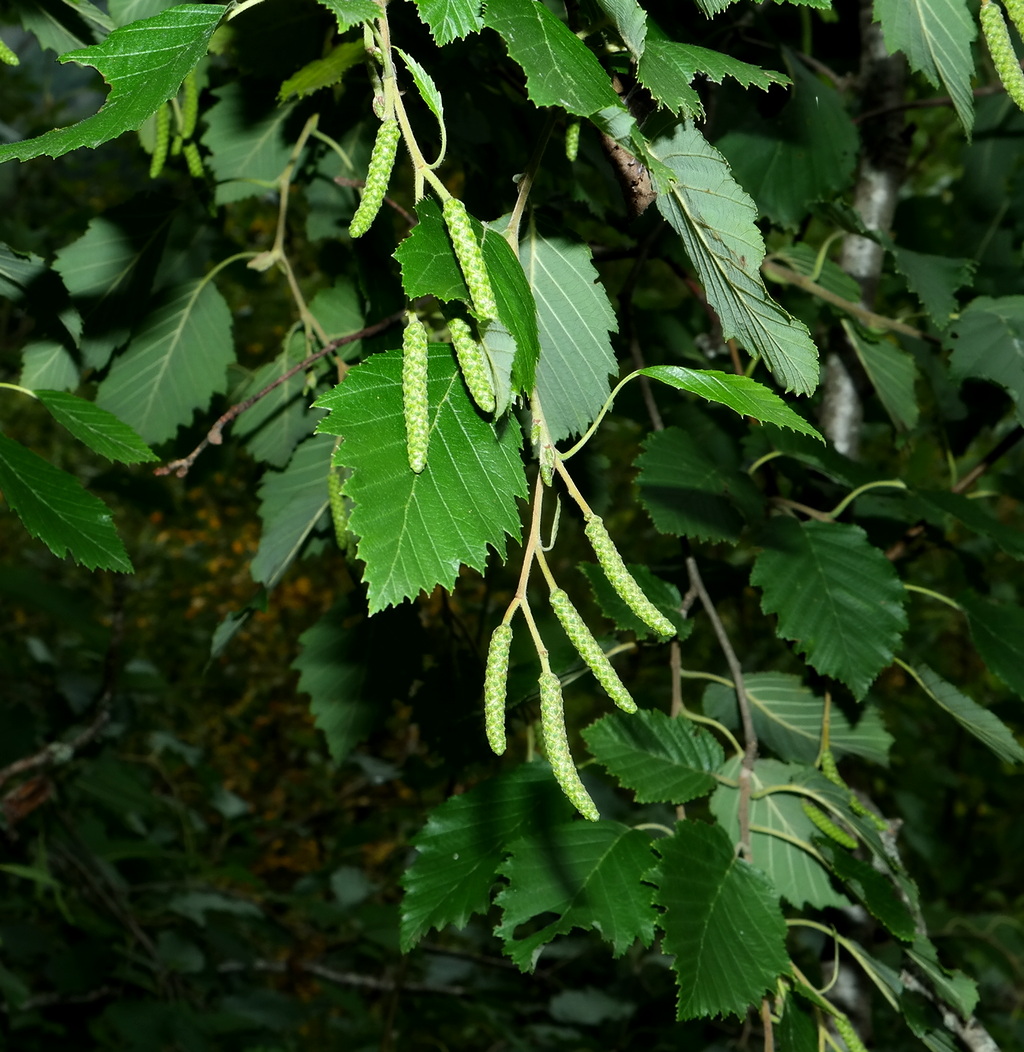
[981,0,1024,112]
[484,515,675,820]
[149,69,203,180]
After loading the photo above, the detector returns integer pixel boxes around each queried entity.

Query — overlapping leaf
[315,345,527,612]
[0,5,224,164]
[0,433,131,572]
[823,846,916,941]
[702,672,894,766]
[649,124,820,394]
[524,233,617,441]
[961,594,1024,699]
[916,489,1024,560]
[583,709,724,804]
[944,296,1024,419]
[314,0,380,31]
[34,390,156,464]
[651,821,789,1020]
[96,279,235,444]
[845,324,919,431]
[400,764,574,950]
[495,821,656,970]
[411,0,483,44]
[711,758,850,909]
[751,518,907,698]
[874,0,975,135]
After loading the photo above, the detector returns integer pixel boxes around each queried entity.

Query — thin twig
[760,996,776,1052]
[685,555,758,860]
[155,312,404,478]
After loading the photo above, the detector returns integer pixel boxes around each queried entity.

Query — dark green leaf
[20,342,79,392]
[649,123,820,394]
[400,764,574,950]
[0,5,224,164]
[751,518,907,698]
[278,41,364,101]
[34,390,157,464]
[484,0,624,116]
[961,593,1024,700]
[411,0,483,43]
[845,325,919,431]
[916,490,1024,561]
[906,935,979,1018]
[579,562,692,640]
[583,709,723,804]
[0,433,131,572]
[887,242,974,325]
[495,821,657,969]
[594,0,647,57]
[315,345,528,612]
[944,296,1024,417]
[823,845,917,940]
[314,0,381,30]
[651,821,789,1020]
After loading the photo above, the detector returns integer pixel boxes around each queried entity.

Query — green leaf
[579,562,692,641]
[278,41,363,101]
[649,123,820,394]
[887,242,975,325]
[394,47,444,145]
[594,0,647,58]
[583,709,723,804]
[109,0,180,27]
[0,432,132,572]
[483,0,624,116]
[905,935,979,1019]
[944,296,1024,419]
[295,596,422,764]
[703,672,894,766]
[635,426,746,542]
[0,5,224,164]
[33,390,157,464]
[201,84,297,204]
[411,0,484,44]
[750,518,907,698]
[916,489,1024,561]
[961,594,1024,699]
[651,821,789,1020]
[640,30,788,119]
[313,0,381,31]
[716,59,857,230]
[711,757,850,909]
[20,341,80,392]
[96,280,235,445]
[251,435,333,589]
[315,345,528,613]
[640,366,823,438]
[845,325,919,431]
[874,0,976,135]
[400,764,574,950]
[524,231,617,441]
[823,845,917,941]
[495,821,657,970]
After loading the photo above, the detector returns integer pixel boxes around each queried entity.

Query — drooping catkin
[328,472,348,548]
[0,35,20,66]
[349,118,401,238]
[150,103,171,179]
[982,1,1024,113]
[402,313,430,474]
[180,68,199,140]
[801,801,857,850]
[448,317,496,413]
[442,197,498,322]
[484,623,513,755]
[182,141,204,179]
[833,1013,869,1052]
[549,589,636,713]
[565,118,580,162]
[820,747,842,786]
[1008,0,1024,35]
[538,671,599,821]
[583,515,675,638]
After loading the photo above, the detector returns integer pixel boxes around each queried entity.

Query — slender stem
[0,382,37,398]
[506,113,557,249]
[902,583,963,611]
[827,478,906,519]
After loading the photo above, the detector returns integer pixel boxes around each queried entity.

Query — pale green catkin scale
[550,589,636,713]
[565,119,580,162]
[448,317,496,413]
[982,2,1024,113]
[150,103,171,179]
[539,671,599,821]
[833,1014,869,1052]
[802,801,857,850]
[328,473,348,549]
[349,118,401,238]
[0,36,19,66]
[442,198,498,321]
[484,623,513,755]
[181,69,199,140]
[583,515,675,638]
[182,141,204,179]
[402,314,430,474]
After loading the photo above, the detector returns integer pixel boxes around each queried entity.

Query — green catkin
[833,1013,869,1052]
[328,472,348,549]
[182,141,204,179]
[583,514,675,638]
[402,313,430,474]
[820,747,843,786]
[442,197,498,321]
[484,623,513,755]
[982,1,1024,113]
[549,589,636,713]
[538,671,599,821]
[802,801,857,850]
[0,36,19,66]
[448,317,496,413]
[180,69,199,140]
[150,103,171,179]
[565,118,580,162]
[1007,0,1024,36]
[349,118,401,238]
